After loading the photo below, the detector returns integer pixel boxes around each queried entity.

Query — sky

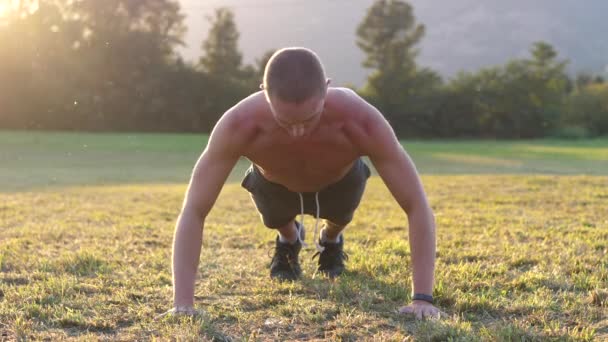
[177,0,386,86]
[177,0,608,87]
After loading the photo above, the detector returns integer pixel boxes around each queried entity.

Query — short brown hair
[263,47,327,103]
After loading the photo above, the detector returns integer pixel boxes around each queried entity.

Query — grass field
[1,131,607,341]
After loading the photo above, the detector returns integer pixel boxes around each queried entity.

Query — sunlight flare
[0,0,40,18]
[0,2,9,17]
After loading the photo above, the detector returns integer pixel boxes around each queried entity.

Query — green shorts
[241,158,371,228]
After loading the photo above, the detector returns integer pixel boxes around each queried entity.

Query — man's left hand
[398,301,443,320]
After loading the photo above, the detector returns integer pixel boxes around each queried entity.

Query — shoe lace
[312,245,349,268]
[297,192,323,252]
[269,245,299,270]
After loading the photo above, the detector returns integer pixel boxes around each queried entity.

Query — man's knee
[261,215,296,230]
[324,219,346,230]
[323,212,354,228]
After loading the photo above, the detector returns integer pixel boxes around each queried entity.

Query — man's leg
[314,219,349,278]
[321,220,346,242]
[315,159,371,277]
[241,166,302,280]
[277,220,299,243]
[269,219,306,281]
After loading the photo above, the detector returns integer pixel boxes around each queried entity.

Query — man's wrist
[412,293,434,304]
[173,294,194,308]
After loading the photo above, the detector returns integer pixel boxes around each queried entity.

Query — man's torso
[237,88,367,193]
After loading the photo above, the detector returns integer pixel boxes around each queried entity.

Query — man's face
[267,93,326,138]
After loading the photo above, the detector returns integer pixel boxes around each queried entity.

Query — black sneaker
[313,235,349,278]
[269,223,304,281]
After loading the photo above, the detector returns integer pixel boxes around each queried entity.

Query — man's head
[262,47,330,137]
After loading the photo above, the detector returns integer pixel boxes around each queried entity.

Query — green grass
[1,131,607,340]
[2,130,608,192]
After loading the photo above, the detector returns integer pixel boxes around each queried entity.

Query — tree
[530,41,557,68]
[0,0,196,131]
[255,49,276,83]
[356,0,439,136]
[433,71,484,138]
[240,48,277,92]
[0,0,85,129]
[68,0,187,130]
[199,7,242,80]
[575,72,594,91]
[440,41,568,138]
[356,0,424,72]
[560,83,608,137]
[196,7,257,128]
[524,41,569,136]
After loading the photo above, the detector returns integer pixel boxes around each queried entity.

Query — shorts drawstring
[297,192,325,253]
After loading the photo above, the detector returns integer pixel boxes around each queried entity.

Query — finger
[419,308,428,319]
[434,309,444,319]
[183,309,205,317]
[155,310,174,321]
[420,308,431,319]
[425,308,439,319]
[432,308,443,318]
[189,309,202,317]
[398,306,414,314]
[178,310,197,317]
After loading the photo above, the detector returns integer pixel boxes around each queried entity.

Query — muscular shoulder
[218,92,265,133]
[327,88,387,134]
[326,87,399,156]
[326,87,365,116]
[207,92,266,155]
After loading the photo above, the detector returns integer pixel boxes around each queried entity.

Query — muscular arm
[172,107,252,308]
[370,138,436,297]
[342,90,436,298]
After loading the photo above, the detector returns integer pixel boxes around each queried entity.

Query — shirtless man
[169,47,440,319]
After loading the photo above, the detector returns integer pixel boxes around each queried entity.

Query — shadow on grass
[59,319,135,337]
[315,268,585,340]
[296,269,474,339]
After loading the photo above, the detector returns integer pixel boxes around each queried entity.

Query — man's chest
[243,128,360,173]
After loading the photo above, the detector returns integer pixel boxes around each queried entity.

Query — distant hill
[178,0,608,86]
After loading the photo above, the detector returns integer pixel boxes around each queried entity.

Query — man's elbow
[178,204,208,228]
[405,200,435,222]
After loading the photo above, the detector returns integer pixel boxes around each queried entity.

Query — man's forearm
[408,207,436,296]
[172,210,204,307]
